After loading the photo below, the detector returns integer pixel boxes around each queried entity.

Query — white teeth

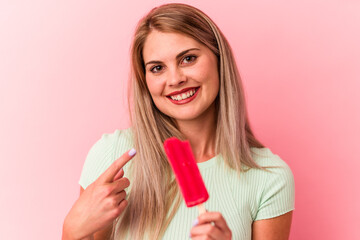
[170,89,196,101]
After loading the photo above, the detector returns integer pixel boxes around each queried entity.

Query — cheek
[197,58,218,82]
[146,76,163,97]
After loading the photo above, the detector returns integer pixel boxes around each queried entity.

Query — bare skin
[144,31,293,239]
[62,149,136,240]
[69,98,293,240]
[64,30,292,240]
[174,86,293,239]
[76,200,293,240]
[252,211,293,240]
[79,187,113,240]
[143,31,219,164]
[176,101,217,163]
[189,211,293,240]
[179,99,293,239]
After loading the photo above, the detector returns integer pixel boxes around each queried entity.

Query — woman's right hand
[62,148,136,240]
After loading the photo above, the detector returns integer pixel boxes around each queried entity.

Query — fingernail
[128,148,136,157]
[192,218,198,227]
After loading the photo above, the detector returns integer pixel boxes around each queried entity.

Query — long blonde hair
[113,3,264,239]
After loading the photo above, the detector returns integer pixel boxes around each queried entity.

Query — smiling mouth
[167,87,199,101]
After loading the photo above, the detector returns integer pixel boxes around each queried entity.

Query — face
[142,30,219,123]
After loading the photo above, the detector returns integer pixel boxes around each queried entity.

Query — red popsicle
[164,137,209,211]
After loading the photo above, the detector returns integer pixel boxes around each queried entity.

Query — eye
[182,55,197,64]
[150,65,163,73]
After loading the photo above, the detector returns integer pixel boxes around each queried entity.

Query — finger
[97,148,136,184]
[113,168,124,182]
[115,190,127,205]
[198,212,231,234]
[116,199,128,215]
[190,223,221,239]
[191,236,215,240]
[110,199,129,220]
[110,177,130,194]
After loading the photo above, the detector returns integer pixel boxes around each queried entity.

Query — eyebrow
[144,48,200,67]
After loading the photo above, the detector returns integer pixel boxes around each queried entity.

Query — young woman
[63,3,294,240]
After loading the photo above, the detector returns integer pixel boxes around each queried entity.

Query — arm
[252,154,295,240]
[62,149,135,240]
[252,211,293,240]
[79,187,113,240]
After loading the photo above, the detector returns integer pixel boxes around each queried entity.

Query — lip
[166,87,200,105]
[166,87,199,97]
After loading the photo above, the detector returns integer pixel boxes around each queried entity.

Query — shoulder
[98,128,133,146]
[248,147,294,190]
[250,147,290,168]
[85,128,134,163]
[78,128,134,189]
[248,148,295,220]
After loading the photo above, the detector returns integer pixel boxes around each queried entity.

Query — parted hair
[113,3,265,239]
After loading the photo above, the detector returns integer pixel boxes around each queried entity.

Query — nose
[167,67,187,87]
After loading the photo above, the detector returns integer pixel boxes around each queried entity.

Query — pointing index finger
[98,148,136,183]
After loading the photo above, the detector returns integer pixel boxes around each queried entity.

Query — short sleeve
[78,128,134,189]
[254,155,295,221]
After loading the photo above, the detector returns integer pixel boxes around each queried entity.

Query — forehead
[142,30,203,62]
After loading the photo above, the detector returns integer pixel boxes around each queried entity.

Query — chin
[169,112,204,122]
[159,105,214,123]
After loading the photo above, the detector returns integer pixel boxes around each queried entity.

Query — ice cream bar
[163,137,209,208]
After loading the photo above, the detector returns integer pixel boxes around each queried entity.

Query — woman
[63,3,294,240]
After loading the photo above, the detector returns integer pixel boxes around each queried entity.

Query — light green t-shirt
[79,128,295,240]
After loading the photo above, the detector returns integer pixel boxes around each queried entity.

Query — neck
[176,103,217,163]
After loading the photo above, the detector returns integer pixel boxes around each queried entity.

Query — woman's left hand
[190,211,232,239]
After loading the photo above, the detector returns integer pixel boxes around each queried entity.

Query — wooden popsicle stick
[197,203,206,215]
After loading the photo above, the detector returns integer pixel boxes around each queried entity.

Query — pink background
[1,0,359,239]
